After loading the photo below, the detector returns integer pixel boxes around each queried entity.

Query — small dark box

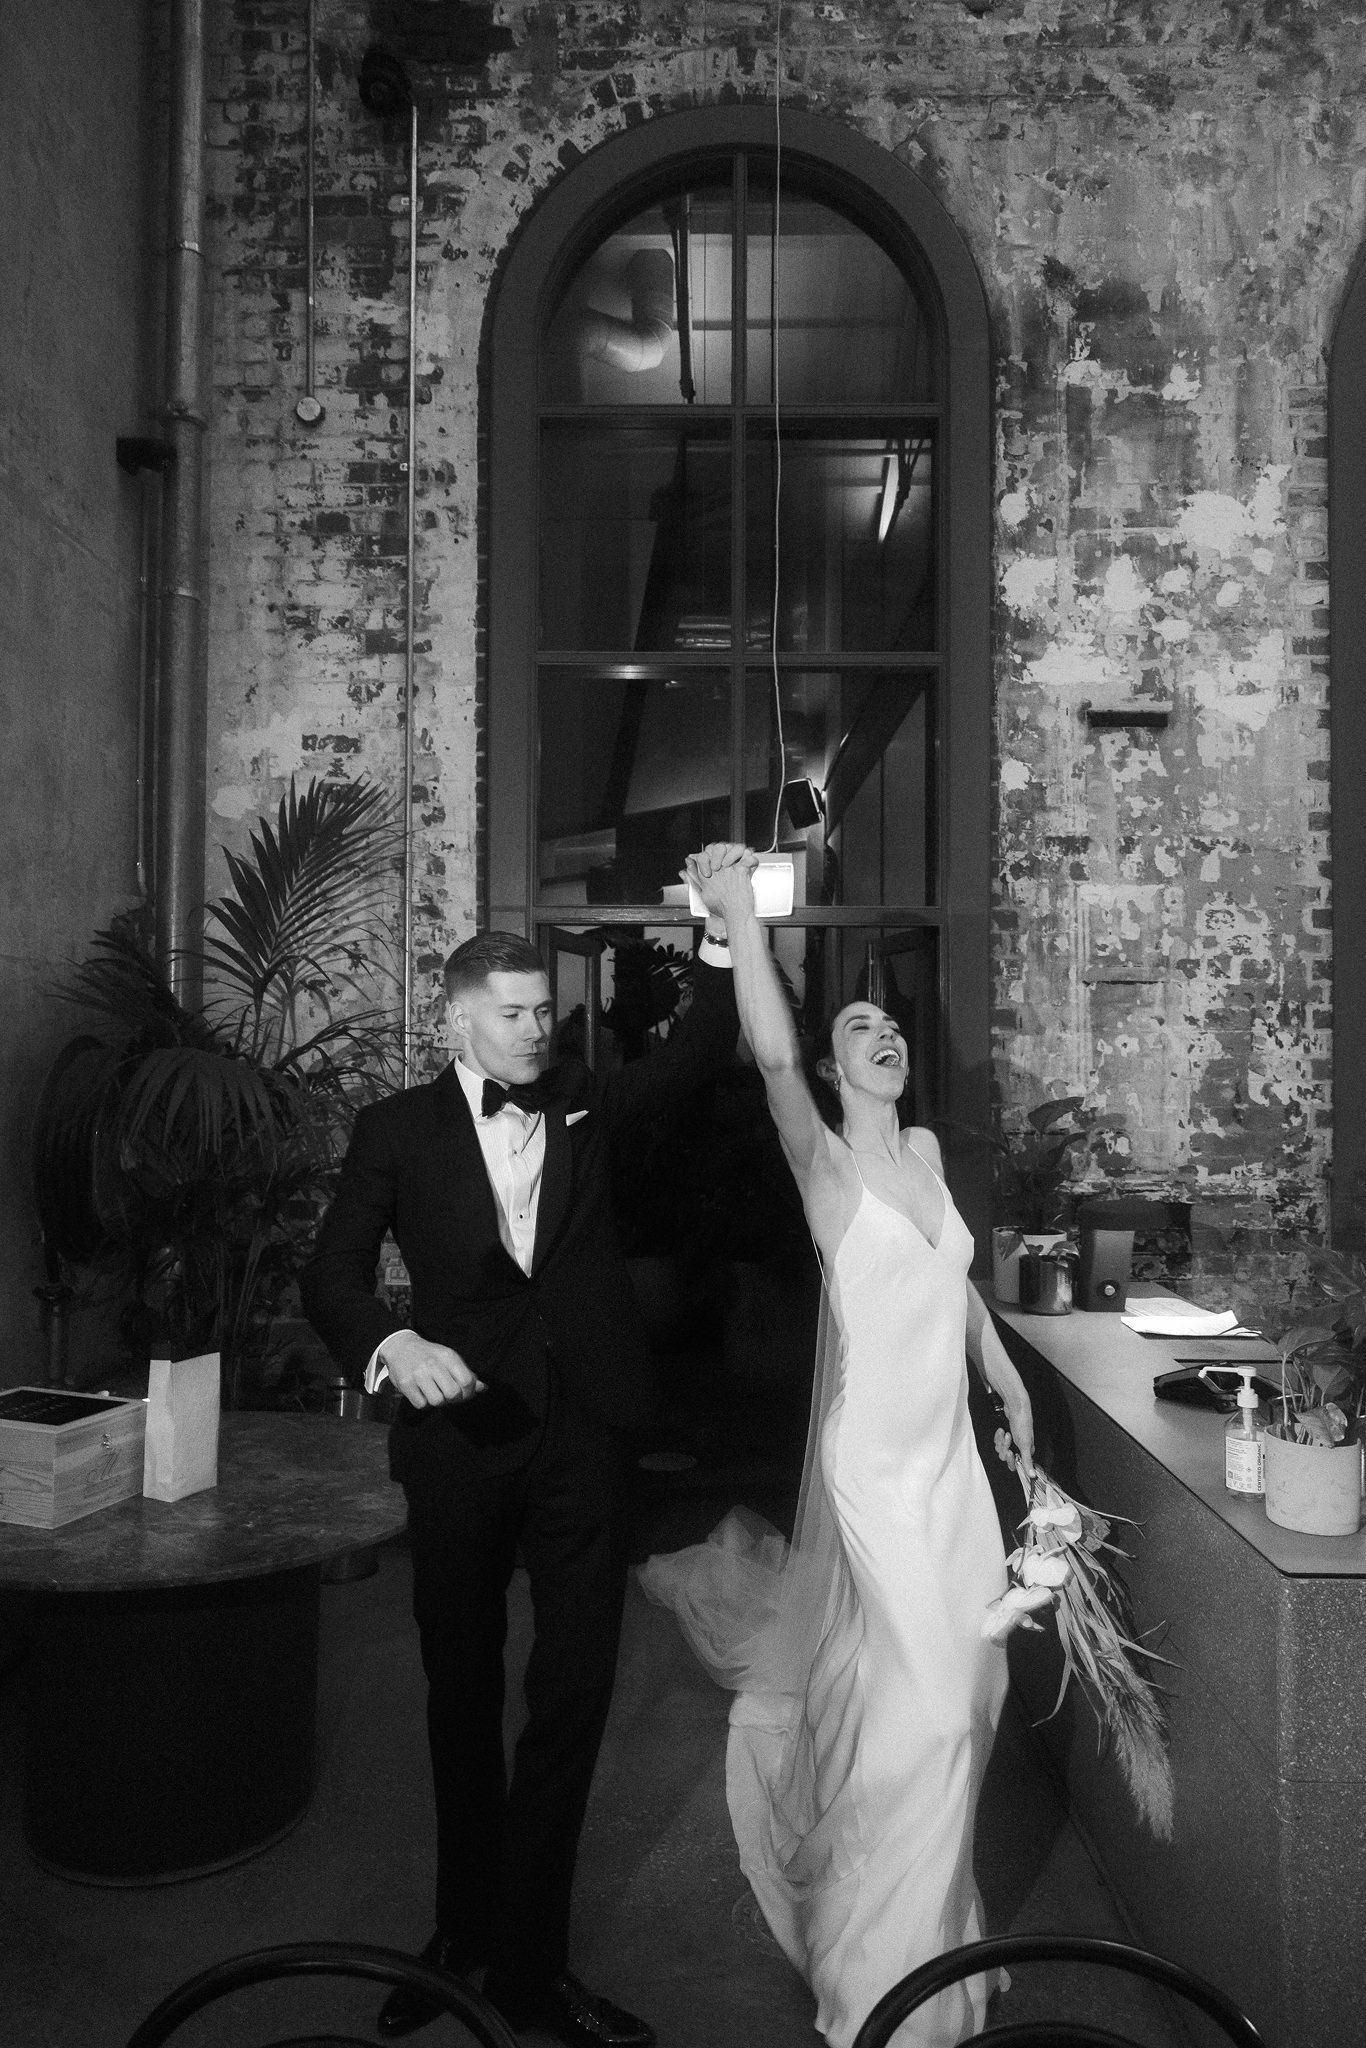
[1075,1198,1159,1313]
[782,778,824,829]
[1077,1230,1130,1310]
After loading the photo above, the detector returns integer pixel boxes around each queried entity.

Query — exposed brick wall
[203,0,1366,1321]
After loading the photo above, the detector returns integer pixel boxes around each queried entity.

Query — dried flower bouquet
[983,1433,1175,1841]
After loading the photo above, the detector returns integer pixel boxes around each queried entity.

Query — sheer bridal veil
[638,1274,847,1732]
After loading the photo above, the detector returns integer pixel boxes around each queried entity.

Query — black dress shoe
[377,1931,483,2038]
[486,1971,655,2048]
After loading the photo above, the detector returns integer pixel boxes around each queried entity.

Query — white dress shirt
[450,1054,548,1273]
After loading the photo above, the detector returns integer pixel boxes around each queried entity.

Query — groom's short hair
[444,931,546,1001]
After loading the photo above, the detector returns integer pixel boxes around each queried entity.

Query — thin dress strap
[902,1132,944,1185]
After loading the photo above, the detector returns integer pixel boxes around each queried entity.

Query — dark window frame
[486,107,992,1236]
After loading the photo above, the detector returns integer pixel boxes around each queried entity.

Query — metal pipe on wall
[117,434,174,903]
[135,476,157,900]
[155,0,209,1004]
[358,47,419,1082]
[296,0,325,428]
[402,97,418,1084]
[305,0,317,400]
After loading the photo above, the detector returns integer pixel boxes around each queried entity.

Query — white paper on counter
[1120,1306,1244,1337]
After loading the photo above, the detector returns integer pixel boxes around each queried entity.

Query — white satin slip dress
[726,1139,1009,2048]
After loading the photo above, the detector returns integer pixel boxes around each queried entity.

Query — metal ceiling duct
[571,249,676,371]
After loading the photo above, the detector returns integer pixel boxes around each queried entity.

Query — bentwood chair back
[850,1933,1265,2048]
[123,1939,521,2048]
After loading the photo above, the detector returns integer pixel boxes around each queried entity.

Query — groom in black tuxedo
[300,848,748,2043]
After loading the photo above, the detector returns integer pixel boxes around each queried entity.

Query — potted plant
[986,1096,1101,1306]
[1266,1247,1366,1536]
[32,776,400,1407]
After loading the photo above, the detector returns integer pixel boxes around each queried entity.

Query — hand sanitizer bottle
[1202,1364,1267,1496]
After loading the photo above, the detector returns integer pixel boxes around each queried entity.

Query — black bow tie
[480,1069,558,1119]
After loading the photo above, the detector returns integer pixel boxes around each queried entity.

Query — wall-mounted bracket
[1082,703,1172,732]
[116,436,175,474]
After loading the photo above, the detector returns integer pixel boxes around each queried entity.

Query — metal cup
[1019,1248,1074,1315]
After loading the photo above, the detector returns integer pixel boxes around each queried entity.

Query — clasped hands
[684,840,759,930]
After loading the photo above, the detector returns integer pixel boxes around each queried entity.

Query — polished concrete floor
[0,1494,1197,2048]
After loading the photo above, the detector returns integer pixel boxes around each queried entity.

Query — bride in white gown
[640,852,1037,2048]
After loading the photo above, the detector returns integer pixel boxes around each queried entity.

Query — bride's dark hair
[804,1016,844,1131]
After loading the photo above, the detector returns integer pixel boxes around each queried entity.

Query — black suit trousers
[404,1366,631,1987]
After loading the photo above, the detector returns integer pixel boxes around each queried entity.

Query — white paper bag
[143,1352,221,1501]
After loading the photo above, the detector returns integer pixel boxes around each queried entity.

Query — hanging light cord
[766,0,785,853]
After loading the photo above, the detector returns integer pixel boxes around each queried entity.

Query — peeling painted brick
[202,0,1353,1281]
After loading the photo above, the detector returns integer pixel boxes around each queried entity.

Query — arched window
[488,109,991,1231]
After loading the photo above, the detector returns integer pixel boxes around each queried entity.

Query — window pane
[540,427,732,651]
[746,430,936,653]
[537,667,731,904]
[542,183,734,406]
[744,671,935,907]
[745,182,934,405]
[537,924,699,1070]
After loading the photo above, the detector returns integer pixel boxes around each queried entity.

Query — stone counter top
[0,1411,406,1593]
[990,1284,1366,1578]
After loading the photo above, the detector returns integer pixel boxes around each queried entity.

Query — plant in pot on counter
[1275,1247,1366,1441]
[987,1096,1108,1306]
[995,1095,1107,1229]
[1266,1247,1366,1537]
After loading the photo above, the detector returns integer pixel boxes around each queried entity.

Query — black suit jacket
[300,959,738,1480]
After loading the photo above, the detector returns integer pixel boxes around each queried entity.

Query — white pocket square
[566,1110,589,1126]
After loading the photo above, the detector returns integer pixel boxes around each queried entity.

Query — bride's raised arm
[684,850,830,1194]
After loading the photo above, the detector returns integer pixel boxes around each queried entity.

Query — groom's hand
[690,840,755,878]
[685,842,758,928]
[379,1329,486,1408]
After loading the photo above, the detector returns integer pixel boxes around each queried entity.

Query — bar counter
[987,1289,1366,2048]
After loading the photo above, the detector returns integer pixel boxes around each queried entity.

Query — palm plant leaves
[115,1045,288,1163]
[37,775,401,1380]
[203,776,397,1058]
[58,925,214,1048]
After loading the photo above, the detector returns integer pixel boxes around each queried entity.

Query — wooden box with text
[0,1387,147,1529]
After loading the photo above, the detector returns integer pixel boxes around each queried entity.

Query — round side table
[0,1412,406,1884]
